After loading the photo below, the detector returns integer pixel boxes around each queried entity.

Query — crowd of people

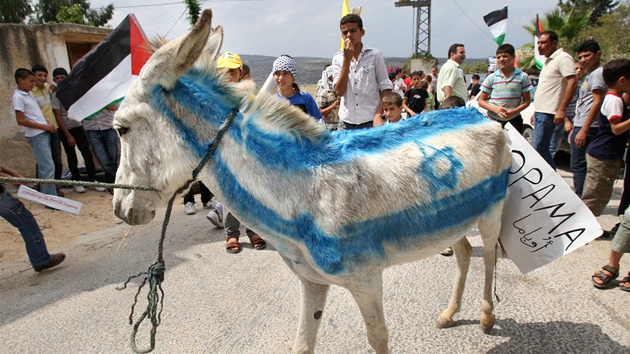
[5,14,630,292]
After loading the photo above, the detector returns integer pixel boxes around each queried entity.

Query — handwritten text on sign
[17,185,82,215]
[499,123,602,274]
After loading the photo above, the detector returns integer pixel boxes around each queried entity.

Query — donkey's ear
[204,25,223,62]
[140,9,213,89]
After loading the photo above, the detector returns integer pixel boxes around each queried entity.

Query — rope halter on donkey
[116,108,239,354]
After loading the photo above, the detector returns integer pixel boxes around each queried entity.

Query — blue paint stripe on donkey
[213,153,508,275]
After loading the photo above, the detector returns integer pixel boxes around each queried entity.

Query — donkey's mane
[245,91,327,142]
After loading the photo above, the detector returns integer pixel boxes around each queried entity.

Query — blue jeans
[0,190,52,266]
[26,132,57,195]
[570,126,598,198]
[549,124,565,157]
[87,128,119,183]
[533,112,557,170]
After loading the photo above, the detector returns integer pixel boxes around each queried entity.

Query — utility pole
[394,0,431,56]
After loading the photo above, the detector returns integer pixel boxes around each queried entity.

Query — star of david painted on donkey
[113,9,512,354]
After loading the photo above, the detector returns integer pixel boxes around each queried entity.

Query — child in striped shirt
[478,44,533,134]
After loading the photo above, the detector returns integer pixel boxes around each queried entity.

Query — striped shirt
[480,68,533,121]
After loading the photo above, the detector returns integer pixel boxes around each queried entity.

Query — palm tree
[519,7,589,69]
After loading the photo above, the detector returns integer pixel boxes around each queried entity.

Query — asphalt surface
[1,162,629,354]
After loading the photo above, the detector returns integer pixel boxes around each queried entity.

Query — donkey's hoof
[435,316,454,328]
[480,320,495,333]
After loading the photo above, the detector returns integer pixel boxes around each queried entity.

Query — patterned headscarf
[272,55,297,81]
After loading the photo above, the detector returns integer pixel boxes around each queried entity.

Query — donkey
[113,9,512,354]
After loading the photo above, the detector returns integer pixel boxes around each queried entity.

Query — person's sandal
[226,237,242,254]
[619,272,630,292]
[249,234,266,250]
[592,265,619,289]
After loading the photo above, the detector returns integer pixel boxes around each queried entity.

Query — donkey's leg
[347,275,389,354]
[477,202,503,333]
[436,236,472,328]
[292,274,330,354]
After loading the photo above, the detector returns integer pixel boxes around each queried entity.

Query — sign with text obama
[500,123,602,274]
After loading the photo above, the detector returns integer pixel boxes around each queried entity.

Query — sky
[89,0,558,60]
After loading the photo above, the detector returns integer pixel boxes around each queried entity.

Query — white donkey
[113,9,512,354]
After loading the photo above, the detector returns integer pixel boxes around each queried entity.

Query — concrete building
[0,23,111,174]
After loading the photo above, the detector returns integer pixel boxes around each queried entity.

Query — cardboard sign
[17,185,82,215]
[500,123,602,274]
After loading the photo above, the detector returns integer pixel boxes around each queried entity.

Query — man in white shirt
[332,14,393,130]
[437,44,467,105]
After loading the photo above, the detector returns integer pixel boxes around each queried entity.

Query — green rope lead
[0,177,156,191]
[116,109,238,354]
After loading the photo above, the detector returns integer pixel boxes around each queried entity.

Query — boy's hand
[492,104,508,119]
[343,38,354,57]
[573,128,588,148]
[44,124,57,133]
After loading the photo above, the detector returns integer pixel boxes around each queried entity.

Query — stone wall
[0,23,110,174]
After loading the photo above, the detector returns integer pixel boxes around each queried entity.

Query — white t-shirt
[12,89,48,137]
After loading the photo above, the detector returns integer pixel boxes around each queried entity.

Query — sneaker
[203,200,216,209]
[74,185,86,193]
[185,202,196,215]
[440,247,454,257]
[33,253,66,272]
[93,182,107,192]
[206,202,224,228]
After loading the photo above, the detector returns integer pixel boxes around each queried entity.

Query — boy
[570,40,606,197]
[403,71,429,116]
[332,14,392,130]
[589,60,630,291]
[582,59,630,216]
[51,68,105,193]
[31,65,63,186]
[467,74,481,101]
[12,68,57,196]
[478,43,533,134]
[381,92,404,124]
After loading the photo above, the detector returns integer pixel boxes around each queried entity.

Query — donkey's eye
[116,127,129,136]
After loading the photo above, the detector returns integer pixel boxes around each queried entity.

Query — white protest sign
[500,123,602,274]
[17,185,82,215]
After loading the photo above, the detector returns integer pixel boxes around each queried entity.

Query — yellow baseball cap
[217,51,242,69]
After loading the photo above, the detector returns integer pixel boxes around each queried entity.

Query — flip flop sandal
[226,237,242,254]
[249,234,267,250]
[592,264,619,289]
[619,273,630,292]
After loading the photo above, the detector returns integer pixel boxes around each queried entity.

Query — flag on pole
[339,0,362,50]
[56,14,151,121]
[534,14,545,70]
[483,6,508,46]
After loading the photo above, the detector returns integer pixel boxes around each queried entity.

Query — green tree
[557,0,619,25]
[519,7,589,69]
[575,2,630,61]
[184,0,202,28]
[0,0,33,24]
[57,3,89,25]
[32,0,113,27]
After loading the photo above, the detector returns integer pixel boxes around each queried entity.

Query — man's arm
[443,86,453,99]
[573,89,604,147]
[53,109,75,147]
[15,111,55,132]
[554,75,578,125]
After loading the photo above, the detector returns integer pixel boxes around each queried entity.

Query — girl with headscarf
[272,55,322,120]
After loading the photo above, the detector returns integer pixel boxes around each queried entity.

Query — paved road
[1,167,629,353]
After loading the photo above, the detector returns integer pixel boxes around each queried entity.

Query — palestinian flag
[534,14,545,70]
[483,6,508,46]
[56,14,151,121]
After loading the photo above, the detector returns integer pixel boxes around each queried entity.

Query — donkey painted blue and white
[113,9,512,354]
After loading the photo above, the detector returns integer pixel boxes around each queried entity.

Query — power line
[449,0,494,42]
